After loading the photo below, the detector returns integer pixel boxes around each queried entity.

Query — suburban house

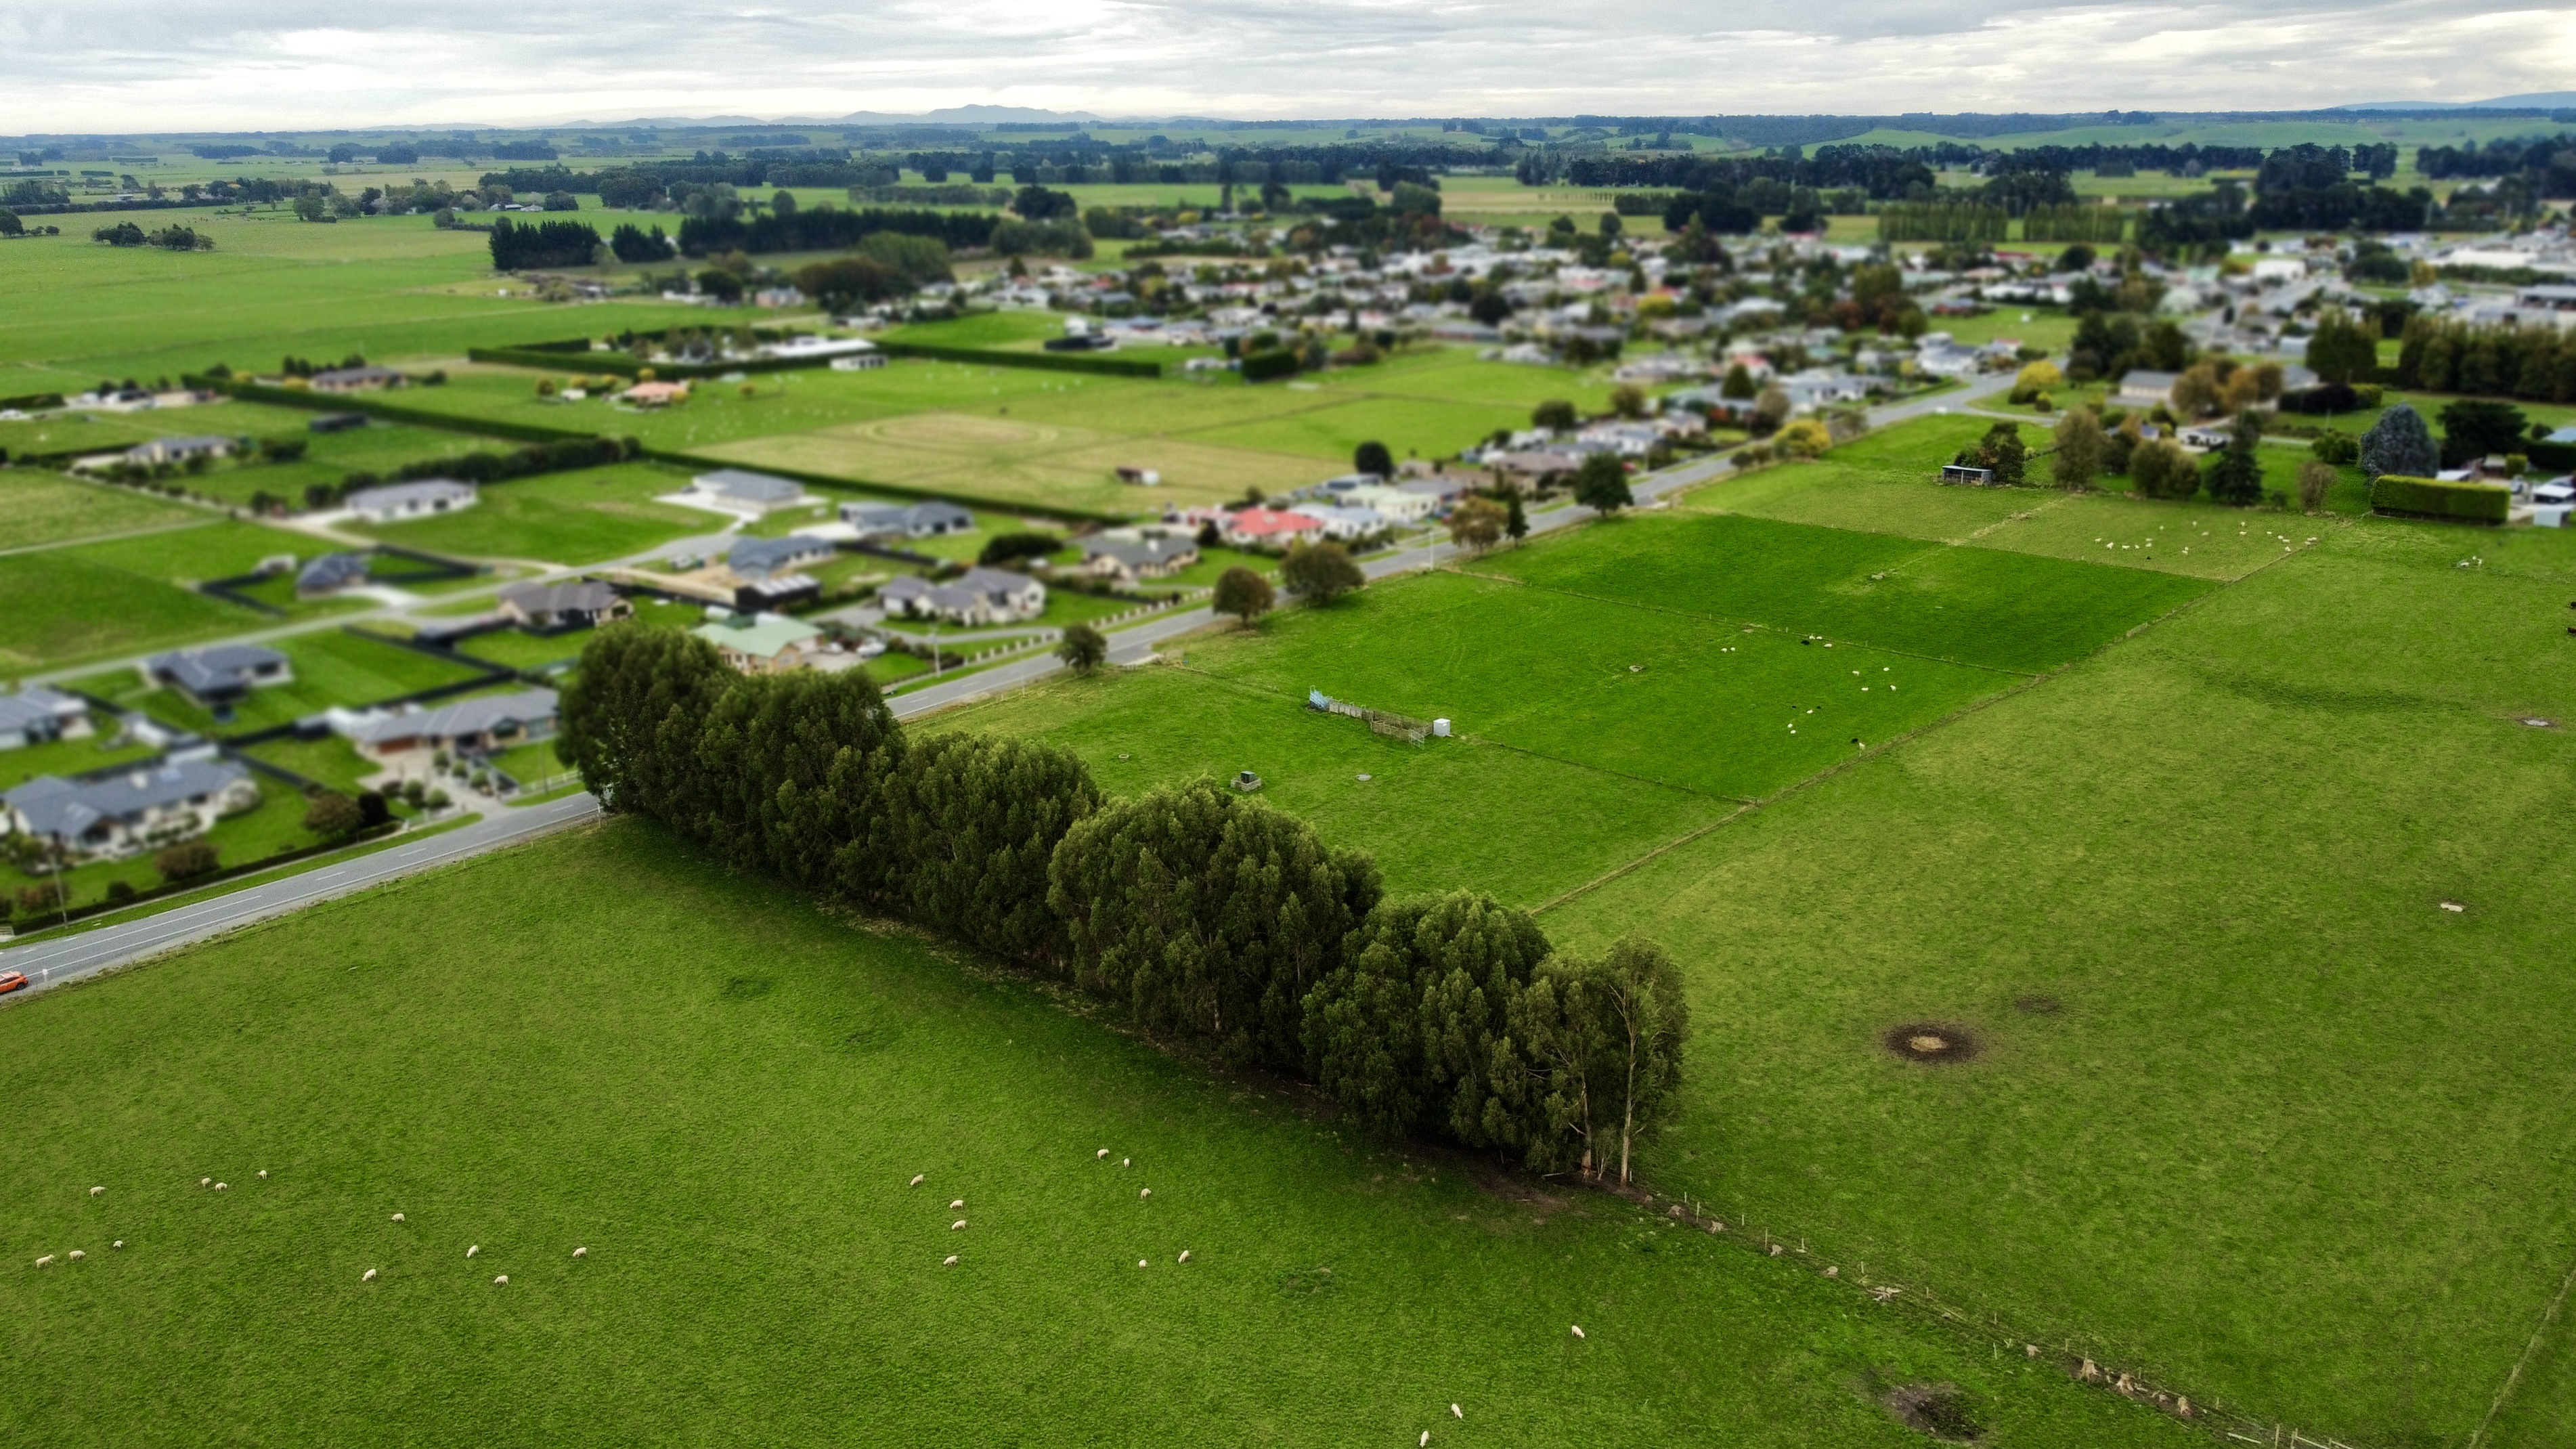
[334,687,560,761]
[1,759,261,861]
[497,580,630,632]
[296,552,371,597]
[1480,449,1585,490]
[877,567,1049,626]
[1221,506,1329,549]
[0,687,91,751]
[691,613,833,674]
[1341,483,1436,523]
[123,435,234,467]
[687,468,806,513]
[1080,533,1200,584]
[841,500,976,539]
[146,644,292,708]
[309,365,406,393]
[1292,504,1388,541]
[2114,370,2181,410]
[728,534,836,580]
[345,479,476,522]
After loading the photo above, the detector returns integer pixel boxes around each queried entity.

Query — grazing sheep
[1822,1266,1838,1278]
[942,1255,959,1266]
[112,1241,123,1250]
[35,1255,53,1268]
[1121,1158,1130,1168]
[391,1213,405,1222]
[200,1178,210,1188]
[68,1250,85,1261]
[1177,1251,1190,1263]
[1137,1259,1148,1268]
[951,1219,967,1230]
[493,1275,507,1286]
[1451,1404,1463,1419]
[1139,1188,1151,1201]
[573,1247,587,1258]
[1570,1324,1585,1339]
[213,1183,227,1192]
[362,1269,377,1282]
[909,1174,925,1187]
[1420,1433,1431,1447]
[258,1171,267,1179]
[950,1199,965,1209]
[89,1186,104,1196]
[1096,1149,1109,1159]
[466,1245,479,1258]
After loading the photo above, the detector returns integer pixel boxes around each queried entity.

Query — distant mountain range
[2340,91,2576,111]
[529,105,1103,129]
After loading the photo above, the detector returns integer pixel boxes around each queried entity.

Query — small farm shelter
[1939,464,1994,485]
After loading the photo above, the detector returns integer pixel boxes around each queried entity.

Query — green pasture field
[0,728,158,792]
[456,627,590,674]
[1540,517,2576,1448]
[240,733,385,794]
[0,209,712,389]
[74,628,492,737]
[1921,309,2079,353]
[1465,510,2213,675]
[0,822,2196,1448]
[347,463,716,566]
[0,473,204,549]
[0,519,308,672]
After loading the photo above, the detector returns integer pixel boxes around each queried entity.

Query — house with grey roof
[1080,533,1200,584]
[309,365,406,393]
[2,759,261,861]
[346,479,476,523]
[497,580,630,632]
[840,499,975,539]
[0,688,90,751]
[124,434,234,467]
[878,567,1047,626]
[688,468,808,513]
[334,687,559,760]
[296,552,371,597]
[146,644,292,707]
[728,534,836,580]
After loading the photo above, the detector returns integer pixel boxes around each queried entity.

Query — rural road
[3,368,2022,996]
[0,792,601,997]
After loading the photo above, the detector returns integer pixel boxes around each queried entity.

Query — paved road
[0,792,601,997]
[3,371,2028,992]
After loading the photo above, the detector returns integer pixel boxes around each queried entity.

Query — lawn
[0,519,309,672]
[0,728,160,792]
[240,733,387,794]
[0,821,2198,1448]
[1466,511,2214,675]
[349,463,718,566]
[0,785,315,917]
[1538,517,2576,1448]
[76,629,496,737]
[0,473,205,548]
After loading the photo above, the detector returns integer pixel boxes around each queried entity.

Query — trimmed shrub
[2370,474,2510,524]
[1240,349,1300,383]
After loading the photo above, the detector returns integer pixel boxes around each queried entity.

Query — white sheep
[1570,1324,1586,1339]
[1177,1251,1191,1263]
[466,1245,479,1258]
[213,1182,227,1192]
[951,1219,967,1230]
[1121,1158,1130,1168]
[1451,1404,1463,1419]
[950,1199,965,1209]
[1096,1148,1109,1159]
[1420,1433,1431,1447]
[573,1247,587,1258]
[909,1174,925,1187]
[89,1186,104,1196]
[35,1255,53,1268]
[200,1177,210,1188]
[391,1213,405,1222]
[942,1255,959,1266]
[1137,1259,1148,1268]
[68,1250,84,1261]
[493,1274,507,1286]
[362,1268,377,1282]
[257,1170,267,1179]
[112,1241,123,1250]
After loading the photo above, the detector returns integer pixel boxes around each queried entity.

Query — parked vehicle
[0,971,28,994]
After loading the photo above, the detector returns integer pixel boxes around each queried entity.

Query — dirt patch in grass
[2013,995,2061,1015]
[1883,1382,1981,1441]
[1883,1022,1980,1063]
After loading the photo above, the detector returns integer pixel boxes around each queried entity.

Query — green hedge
[873,340,1162,379]
[466,347,827,381]
[2370,473,2511,524]
[2531,440,2576,473]
[1239,349,1300,383]
[187,376,599,446]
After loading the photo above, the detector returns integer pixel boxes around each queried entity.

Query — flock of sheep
[917,1146,1192,1272]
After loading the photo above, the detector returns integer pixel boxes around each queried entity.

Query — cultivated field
[0,520,306,671]
[0,823,2198,1449]
[0,473,204,549]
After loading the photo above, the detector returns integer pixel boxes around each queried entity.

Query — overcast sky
[4,0,2571,133]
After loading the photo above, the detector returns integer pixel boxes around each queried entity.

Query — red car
[0,972,27,995]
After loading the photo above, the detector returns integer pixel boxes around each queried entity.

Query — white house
[346,479,476,523]
[842,500,976,539]
[0,688,90,751]
[334,688,561,761]
[877,567,1048,626]
[2,759,261,862]
[1343,483,1435,523]
[688,468,807,514]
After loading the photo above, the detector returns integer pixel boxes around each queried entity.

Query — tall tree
[1057,622,1108,673]
[1282,541,1365,604]
[1573,454,1633,513]
[877,733,1099,963]
[2050,408,2105,490]
[1211,566,1274,625]
[2200,410,2267,506]
[1353,439,1395,478]
[559,624,732,821]
[1446,497,1506,552]
[2361,403,2439,480]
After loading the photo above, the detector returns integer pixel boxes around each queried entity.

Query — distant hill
[2340,91,2576,110]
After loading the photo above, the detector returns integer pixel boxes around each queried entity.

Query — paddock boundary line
[2467,1240,2576,1449]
